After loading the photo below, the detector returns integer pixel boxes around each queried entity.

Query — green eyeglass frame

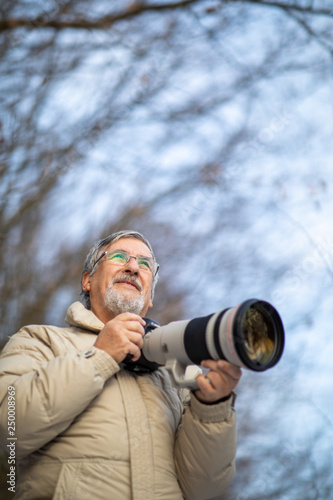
[93,250,159,275]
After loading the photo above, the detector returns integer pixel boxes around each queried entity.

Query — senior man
[0,230,241,500]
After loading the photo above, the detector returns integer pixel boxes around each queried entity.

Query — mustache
[111,274,143,292]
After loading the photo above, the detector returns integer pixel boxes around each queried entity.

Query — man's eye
[110,253,127,263]
[139,259,151,270]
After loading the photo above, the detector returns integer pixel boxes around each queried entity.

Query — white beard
[104,284,145,316]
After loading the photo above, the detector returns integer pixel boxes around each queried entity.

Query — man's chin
[114,289,141,301]
[104,287,144,316]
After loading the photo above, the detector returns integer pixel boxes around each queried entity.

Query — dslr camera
[124,298,285,389]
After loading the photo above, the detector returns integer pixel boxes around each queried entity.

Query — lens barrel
[221,299,285,371]
[130,298,284,373]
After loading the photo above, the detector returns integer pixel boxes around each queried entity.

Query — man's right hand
[93,313,146,364]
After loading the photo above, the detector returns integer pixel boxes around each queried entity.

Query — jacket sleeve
[0,329,119,459]
[174,392,236,500]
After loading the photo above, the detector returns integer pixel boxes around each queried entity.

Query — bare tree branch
[286,9,333,57]
[244,0,333,16]
[0,0,332,32]
[0,1,199,32]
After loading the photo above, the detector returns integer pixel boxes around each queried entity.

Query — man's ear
[81,271,91,292]
[148,300,153,309]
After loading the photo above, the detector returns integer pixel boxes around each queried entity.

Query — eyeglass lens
[106,251,152,272]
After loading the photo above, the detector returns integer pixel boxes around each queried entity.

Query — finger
[127,342,142,362]
[201,359,242,380]
[111,314,145,333]
[128,331,144,350]
[195,373,219,394]
[216,360,242,380]
[195,371,234,402]
[198,370,229,393]
[117,312,146,326]
[121,332,144,362]
[122,321,145,337]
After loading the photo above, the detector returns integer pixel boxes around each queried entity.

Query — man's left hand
[194,359,242,404]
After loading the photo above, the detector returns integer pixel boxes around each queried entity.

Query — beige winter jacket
[0,302,236,500]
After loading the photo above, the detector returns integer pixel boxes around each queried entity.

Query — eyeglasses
[93,250,159,275]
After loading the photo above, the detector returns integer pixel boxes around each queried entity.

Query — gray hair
[80,230,159,309]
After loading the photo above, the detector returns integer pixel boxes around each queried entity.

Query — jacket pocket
[53,460,130,500]
[53,462,80,500]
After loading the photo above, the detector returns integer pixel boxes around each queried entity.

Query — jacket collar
[65,301,104,333]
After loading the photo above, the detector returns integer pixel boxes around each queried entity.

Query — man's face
[82,238,154,323]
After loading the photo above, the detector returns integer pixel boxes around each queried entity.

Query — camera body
[123,318,161,374]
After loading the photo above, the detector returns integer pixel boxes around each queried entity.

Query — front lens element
[242,306,275,364]
[234,299,285,371]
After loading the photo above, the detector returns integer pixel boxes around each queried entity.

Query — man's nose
[124,256,140,273]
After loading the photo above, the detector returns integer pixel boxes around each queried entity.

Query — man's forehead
[107,237,152,257]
